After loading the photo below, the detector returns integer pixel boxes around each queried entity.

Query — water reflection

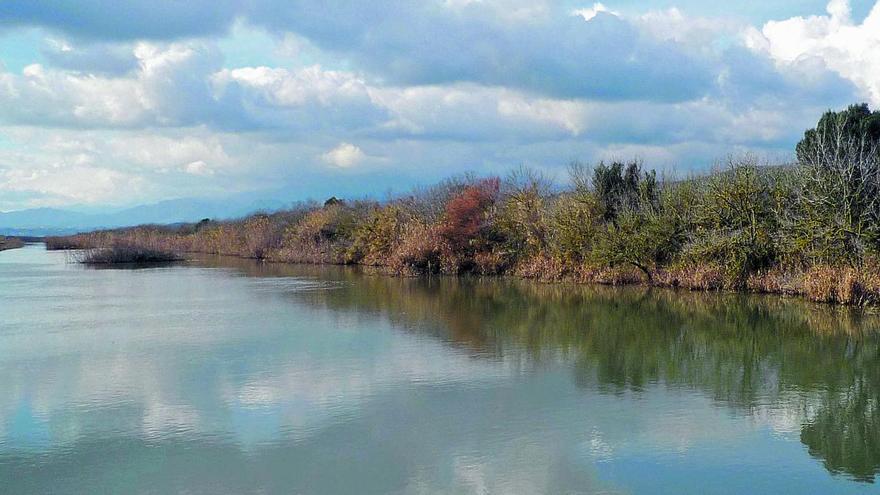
[0,245,878,493]
[200,255,880,483]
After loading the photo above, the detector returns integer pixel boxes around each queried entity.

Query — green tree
[590,162,676,281]
[794,103,880,263]
[796,103,880,165]
[592,160,658,221]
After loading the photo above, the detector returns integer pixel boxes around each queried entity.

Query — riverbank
[0,236,24,251]
[44,101,880,307]
[44,230,880,307]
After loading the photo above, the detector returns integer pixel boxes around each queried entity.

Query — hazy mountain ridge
[0,196,288,236]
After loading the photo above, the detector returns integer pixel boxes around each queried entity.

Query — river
[1,244,878,494]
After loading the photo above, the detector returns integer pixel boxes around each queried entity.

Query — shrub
[495,167,551,261]
[802,264,880,305]
[546,166,604,263]
[678,158,779,287]
[347,205,408,265]
[796,103,880,165]
[37,103,880,307]
[276,201,368,263]
[439,177,499,250]
[241,214,275,259]
[592,206,680,282]
[45,236,91,250]
[437,177,500,272]
[0,236,24,251]
[389,222,445,274]
[78,243,181,264]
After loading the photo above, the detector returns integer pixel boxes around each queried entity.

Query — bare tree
[796,109,880,263]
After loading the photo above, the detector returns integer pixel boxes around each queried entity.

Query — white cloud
[213,68,591,140]
[0,63,148,126]
[496,94,587,135]
[636,8,744,49]
[108,134,231,171]
[0,41,222,128]
[572,3,618,21]
[212,65,371,107]
[275,32,307,59]
[320,142,365,168]
[0,2,872,211]
[183,160,213,176]
[0,127,254,207]
[747,0,880,105]
[0,163,144,206]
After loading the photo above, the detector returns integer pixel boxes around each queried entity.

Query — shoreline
[0,237,24,252]
[45,237,880,308]
[43,152,880,309]
[153,247,880,310]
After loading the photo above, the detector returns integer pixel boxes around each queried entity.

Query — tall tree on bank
[795,103,880,263]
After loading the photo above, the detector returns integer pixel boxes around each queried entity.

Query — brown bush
[660,264,725,291]
[78,243,181,264]
[241,215,276,259]
[515,254,567,280]
[389,223,446,275]
[593,266,645,286]
[804,266,844,303]
[473,250,507,275]
[0,236,24,251]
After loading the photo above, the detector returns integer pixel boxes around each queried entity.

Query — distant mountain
[0,195,289,237]
[0,170,424,236]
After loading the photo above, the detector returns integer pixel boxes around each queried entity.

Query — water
[1,244,879,494]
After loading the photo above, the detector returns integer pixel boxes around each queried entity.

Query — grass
[45,236,90,250]
[77,244,183,265]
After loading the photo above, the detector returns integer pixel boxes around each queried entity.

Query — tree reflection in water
[197,255,880,482]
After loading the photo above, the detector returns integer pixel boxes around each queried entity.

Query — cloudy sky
[0,0,878,211]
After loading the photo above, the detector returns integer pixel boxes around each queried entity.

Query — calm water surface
[1,244,879,494]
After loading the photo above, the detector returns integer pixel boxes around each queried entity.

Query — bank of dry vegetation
[0,236,24,251]
[47,104,880,305]
[74,242,183,264]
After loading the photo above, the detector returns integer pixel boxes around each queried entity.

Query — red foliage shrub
[439,177,499,253]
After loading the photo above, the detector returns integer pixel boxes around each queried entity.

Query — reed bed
[76,243,182,265]
[0,236,24,251]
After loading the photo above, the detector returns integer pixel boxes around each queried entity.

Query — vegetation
[0,236,24,251]
[76,242,182,265]
[46,103,880,305]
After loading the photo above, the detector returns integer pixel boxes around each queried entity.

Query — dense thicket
[48,104,880,305]
[0,236,24,251]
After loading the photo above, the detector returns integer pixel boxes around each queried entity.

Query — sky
[0,0,878,211]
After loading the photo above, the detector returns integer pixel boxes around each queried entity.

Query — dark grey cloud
[1,1,715,102]
[716,46,860,108]
[249,3,715,102]
[0,0,867,109]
